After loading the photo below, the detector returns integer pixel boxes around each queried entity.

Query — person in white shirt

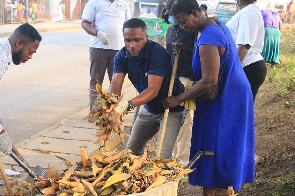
[0,23,42,154]
[81,0,130,110]
[226,0,267,101]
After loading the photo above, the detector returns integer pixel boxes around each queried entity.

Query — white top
[82,0,130,50]
[0,38,12,79]
[226,3,264,67]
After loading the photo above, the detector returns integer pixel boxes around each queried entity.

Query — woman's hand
[163,96,181,109]
[172,42,193,59]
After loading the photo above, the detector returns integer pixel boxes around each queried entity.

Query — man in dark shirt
[162,0,196,165]
[110,18,185,158]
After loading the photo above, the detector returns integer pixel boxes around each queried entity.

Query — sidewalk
[0,80,137,186]
[0,19,82,37]
[0,19,137,188]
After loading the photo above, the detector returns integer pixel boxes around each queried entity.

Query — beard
[12,49,23,65]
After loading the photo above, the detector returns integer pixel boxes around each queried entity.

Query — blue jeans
[126,107,186,158]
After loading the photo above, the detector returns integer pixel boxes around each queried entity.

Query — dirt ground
[147,71,295,196]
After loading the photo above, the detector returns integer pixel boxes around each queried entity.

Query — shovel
[10,146,46,182]
[9,146,47,194]
[185,151,215,169]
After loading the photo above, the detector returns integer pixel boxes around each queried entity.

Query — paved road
[0,29,90,144]
[0,21,137,185]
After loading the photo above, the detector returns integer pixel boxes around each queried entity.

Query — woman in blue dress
[162,0,255,195]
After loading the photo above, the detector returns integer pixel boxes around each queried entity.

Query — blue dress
[188,20,255,191]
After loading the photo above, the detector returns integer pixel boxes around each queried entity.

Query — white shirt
[226,3,264,67]
[0,38,12,79]
[82,0,130,50]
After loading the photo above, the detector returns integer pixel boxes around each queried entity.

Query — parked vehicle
[215,1,239,23]
[207,7,216,17]
[197,0,217,17]
[132,0,169,44]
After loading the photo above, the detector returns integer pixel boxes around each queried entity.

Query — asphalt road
[0,29,91,144]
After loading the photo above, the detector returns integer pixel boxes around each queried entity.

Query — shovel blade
[25,165,47,183]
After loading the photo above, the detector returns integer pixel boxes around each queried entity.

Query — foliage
[238,30,295,196]
[267,31,295,96]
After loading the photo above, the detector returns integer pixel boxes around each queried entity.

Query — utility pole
[25,0,28,22]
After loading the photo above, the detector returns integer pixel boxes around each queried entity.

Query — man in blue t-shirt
[110,18,185,158]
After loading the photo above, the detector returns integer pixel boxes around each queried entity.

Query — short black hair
[171,0,200,16]
[162,0,175,23]
[200,4,207,11]
[161,8,169,24]
[165,0,175,15]
[241,0,256,3]
[123,18,147,32]
[15,23,42,42]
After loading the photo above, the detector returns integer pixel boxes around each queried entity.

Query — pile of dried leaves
[84,84,129,150]
[2,85,193,195]
[3,148,193,195]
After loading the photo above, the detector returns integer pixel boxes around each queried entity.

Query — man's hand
[115,100,135,114]
[96,31,110,45]
[0,127,12,154]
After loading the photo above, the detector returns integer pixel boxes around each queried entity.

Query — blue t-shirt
[114,40,184,113]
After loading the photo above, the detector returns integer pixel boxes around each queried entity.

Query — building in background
[47,0,82,20]
[0,0,83,23]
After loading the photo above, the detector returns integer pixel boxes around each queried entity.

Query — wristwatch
[127,100,135,111]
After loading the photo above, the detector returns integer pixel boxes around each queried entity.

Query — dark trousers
[243,60,267,101]
[89,48,118,110]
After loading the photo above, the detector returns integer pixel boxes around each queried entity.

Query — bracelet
[127,100,135,111]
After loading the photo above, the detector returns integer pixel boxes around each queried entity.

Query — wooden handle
[0,159,14,195]
[156,54,179,158]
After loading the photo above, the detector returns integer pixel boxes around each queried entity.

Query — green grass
[240,30,295,195]
[267,31,295,96]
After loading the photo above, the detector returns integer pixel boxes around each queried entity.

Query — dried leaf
[59,193,71,196]
[101,186,114,195]
[175,168,194,179]
[72,171,92,179]
[96,83,102,95]
[62,166,75,181]
[73,192,86,196]
[41,186,57,195]
[270,122,285,128]
[94,131,108,144]
[81,147,90,167]
[81,179,98,196]
[59,180,85,193]
[92,158,102,176]
[102,173,131,190]
[104,149,128,163]
[145,175,167,191]
[56,155,73,168]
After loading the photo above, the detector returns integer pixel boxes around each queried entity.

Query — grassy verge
[267,31,295,96]
[238,31,295,195]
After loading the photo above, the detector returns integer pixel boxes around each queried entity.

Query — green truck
[131,0,169,45]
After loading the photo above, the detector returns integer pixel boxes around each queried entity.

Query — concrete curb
[0,20,82,37]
